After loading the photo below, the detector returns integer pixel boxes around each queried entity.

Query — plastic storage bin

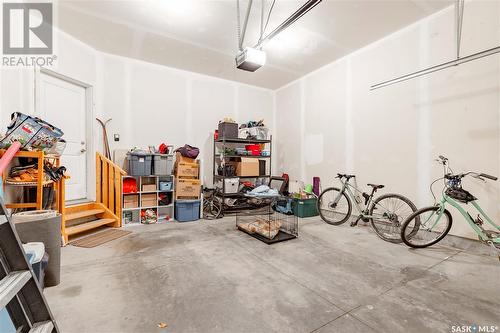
[175,199,201,222]
[23,242,48,288]
[218,177,239,194]
[159,181,173,191]
[127,152,152,176]
[293,198,319,218]
[153,154,173,175]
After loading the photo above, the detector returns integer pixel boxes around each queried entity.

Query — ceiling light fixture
[235,0,322,72]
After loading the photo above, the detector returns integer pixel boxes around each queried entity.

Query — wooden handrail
[96,152,126,175]
[95,152,126,225]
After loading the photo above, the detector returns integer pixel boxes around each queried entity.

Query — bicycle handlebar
[445,172,498,182]
[480,173,498,181]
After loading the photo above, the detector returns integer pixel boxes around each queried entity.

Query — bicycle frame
[430,194,500,243]
[335,178,376,218]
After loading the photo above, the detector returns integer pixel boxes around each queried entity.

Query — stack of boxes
[174,152,201,221]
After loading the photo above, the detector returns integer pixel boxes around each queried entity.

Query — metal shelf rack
[213,135,272,215]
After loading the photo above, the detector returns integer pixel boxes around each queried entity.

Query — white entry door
[37,72,88,201]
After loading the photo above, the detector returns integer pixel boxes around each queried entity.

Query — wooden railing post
[95,152,126,227]
[96,154,102,204]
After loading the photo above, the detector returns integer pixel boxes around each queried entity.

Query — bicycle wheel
[401,206,453,248]
[317,187,352,225]
[368,193,418,243]
[203,196,222,219]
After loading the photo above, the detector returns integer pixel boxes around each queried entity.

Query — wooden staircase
[62,152,126,244]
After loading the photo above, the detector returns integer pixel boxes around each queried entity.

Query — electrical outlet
[114,134,120,142]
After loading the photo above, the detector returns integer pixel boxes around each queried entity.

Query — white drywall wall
[0,27,102,200]
[98,53,274,186]
[275,0,500,239]
[0,27,275,190]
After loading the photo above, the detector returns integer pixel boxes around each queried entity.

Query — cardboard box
[176,178,201,198]
[236,158,259,177]
[124,194,139,209]
[141,193,157,207]
[142,184,156,192]
[175,162,199,178]
[175,152,196,164]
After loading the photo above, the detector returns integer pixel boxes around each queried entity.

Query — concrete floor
[45,217,500,333]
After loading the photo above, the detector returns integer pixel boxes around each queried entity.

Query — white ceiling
[55,0,453,89]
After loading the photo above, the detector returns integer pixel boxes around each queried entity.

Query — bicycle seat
[337,173,356,179]
[367,184,385,189]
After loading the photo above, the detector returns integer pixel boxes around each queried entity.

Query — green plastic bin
[293,198,319,218]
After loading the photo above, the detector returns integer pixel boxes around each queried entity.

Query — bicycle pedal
[350,216,362,227]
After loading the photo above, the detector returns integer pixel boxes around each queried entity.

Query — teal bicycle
[400,156,500,259]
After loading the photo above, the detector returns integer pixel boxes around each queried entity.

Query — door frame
[34,67,95,202]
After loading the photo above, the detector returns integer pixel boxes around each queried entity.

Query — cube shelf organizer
[121,175,175,225]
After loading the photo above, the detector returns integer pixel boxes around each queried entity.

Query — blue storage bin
[175,200,200,222]
[159,181,173,191]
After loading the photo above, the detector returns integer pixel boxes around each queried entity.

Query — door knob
[80,148,87,153]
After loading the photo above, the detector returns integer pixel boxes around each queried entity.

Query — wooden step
[66,218,116,236]
[66,208,105,221]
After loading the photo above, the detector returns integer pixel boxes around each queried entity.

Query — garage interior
[0,0,499,332]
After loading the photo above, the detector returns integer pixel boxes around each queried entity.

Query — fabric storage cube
[153,154,173,175]
[127,152,152,176]
[175,199,201,222]
[218,122,238,139]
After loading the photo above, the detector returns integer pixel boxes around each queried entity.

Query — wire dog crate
[236,200,298,244]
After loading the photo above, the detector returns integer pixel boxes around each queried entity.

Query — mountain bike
[400,156,500,259]
[317,173,418,243]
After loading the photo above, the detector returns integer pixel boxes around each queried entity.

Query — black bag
[445,187,477,203]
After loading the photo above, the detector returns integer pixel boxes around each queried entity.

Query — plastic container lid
[127,150,150,156]
[22,242,45,264]
[175,199,201,204]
